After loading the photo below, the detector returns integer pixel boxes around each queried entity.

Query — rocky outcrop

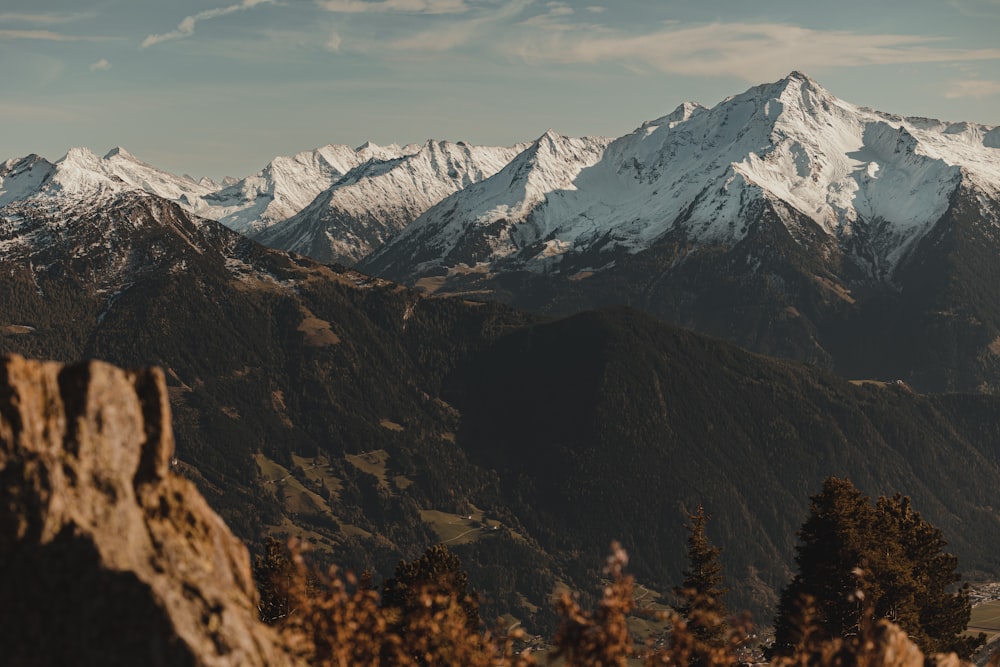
[0,355,295,666]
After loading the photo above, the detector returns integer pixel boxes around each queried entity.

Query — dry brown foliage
[771,586,973,667]
[551,542,637,667]
[266,541,975,667]
[276,539,535,667]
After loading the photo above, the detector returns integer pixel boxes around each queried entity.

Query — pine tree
[675,505,730,658]
[382,543,481,632]
[773,477,875,653]
[876,494,984,657]
[773,478,984,659]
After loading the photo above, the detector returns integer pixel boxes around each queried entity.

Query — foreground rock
[0,355,294,666]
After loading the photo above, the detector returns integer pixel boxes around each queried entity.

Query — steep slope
[4,190,1000,623]
[185,142,409,233]
[447,307,1000,614]
[360,131,613,277]
[367,72,996,282]
[253,140,529,265]
[0,147,217,209]
[0,188,559,627]
[362,72,1000,391]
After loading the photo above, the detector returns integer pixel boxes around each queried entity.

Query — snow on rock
[185,142,412,234]
[0,155,57,208]
[0,142,415,237]
[0,146,216,210]
[253,139,530,264]
[367,72,1000,281]
[362,131,612,275]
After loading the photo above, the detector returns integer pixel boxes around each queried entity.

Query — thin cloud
[945,79,1000,99]
[89,59,112,72]
[386,0,530,52]
[317,0,469,13]
[0,12,95,25]
[545,2,574,16]
[586,6,606,13]
[142,0,276,49]
[0,29,110,42]
[949,0,1000,19]
[510,22,1000,81]
[325,31,343,52]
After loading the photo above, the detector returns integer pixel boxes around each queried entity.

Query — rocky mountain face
[184,142,409,234]
[0,187,561,627]
[251,140,530,265]
[0,355,292,666]
[359,72,1000,392]
[6,72,1000,624]
[4,186,1000,622]
[0,139,531,267]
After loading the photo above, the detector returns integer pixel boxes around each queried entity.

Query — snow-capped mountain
[0,147,217,210]
[363,72,1000,284]
[0,142,419,237]
[359,130,613,277]
[251,139,530,265]
[357,72,1000,392]
[183,142,410,234]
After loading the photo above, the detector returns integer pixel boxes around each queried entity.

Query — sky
[3,0,1000,181]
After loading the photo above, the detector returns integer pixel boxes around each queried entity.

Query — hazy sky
[3,0,1000,180]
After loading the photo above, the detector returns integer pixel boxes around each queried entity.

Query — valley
[2,72,1000,635]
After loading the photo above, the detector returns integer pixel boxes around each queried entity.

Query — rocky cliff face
[0,355,294,666]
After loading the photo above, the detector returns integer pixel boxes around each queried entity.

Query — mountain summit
[363,71,997,284]
[6,72,1000,389]
[251,139,530,265]
[357,72,1000,391]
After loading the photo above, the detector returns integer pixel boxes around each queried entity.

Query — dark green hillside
[447,306,1000,614]
[0,194,554,627]
[385,187,1000,395]
[5,192,1000,628]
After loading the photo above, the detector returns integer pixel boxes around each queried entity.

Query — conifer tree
[675,505,730,657]
[773,478,983,659]
[382,543,481,632]
[876,493,983,657]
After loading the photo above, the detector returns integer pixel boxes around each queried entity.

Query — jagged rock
[0,355,296,666]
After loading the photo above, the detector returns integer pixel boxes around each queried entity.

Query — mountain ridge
[5,185,1000,624]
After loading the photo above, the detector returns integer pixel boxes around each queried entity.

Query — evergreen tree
[382,543,481,632]
[773,478,983,659]
[774,477,876,652]
[876,494,984,657]
[675,505,730,656]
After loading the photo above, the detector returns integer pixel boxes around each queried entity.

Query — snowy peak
[0,146,217,209]
[364,72,1000,284]
[252,139,530,265]
[103,146,132,160]
[359,132,614,276]
[646,102,707,129]
[186,142,410,233]
[0,154,57,208]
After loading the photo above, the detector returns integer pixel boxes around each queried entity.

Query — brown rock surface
[0,355,295,666]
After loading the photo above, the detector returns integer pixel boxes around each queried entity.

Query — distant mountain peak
[103,146,133,160]
[61,146,102,166]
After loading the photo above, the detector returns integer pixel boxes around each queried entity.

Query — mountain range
[4,72,1000,626]
[5,72,1000,392]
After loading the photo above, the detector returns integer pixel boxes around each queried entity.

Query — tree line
[254,476,986,665]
